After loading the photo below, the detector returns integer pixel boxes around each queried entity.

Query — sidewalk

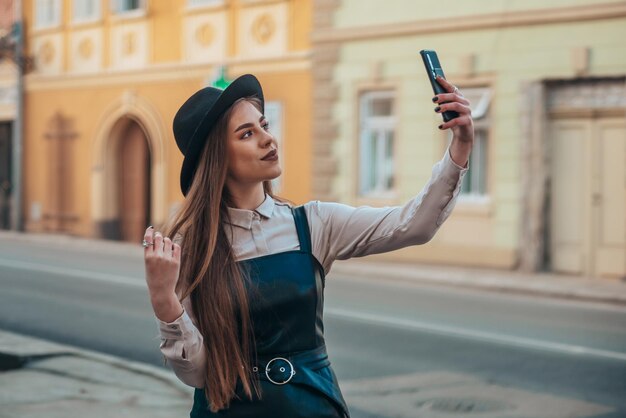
[0,330,193,418]
[330,258,626,306]
[3,229,626,306]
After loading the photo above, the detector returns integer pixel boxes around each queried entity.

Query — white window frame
[35,0,62,30]
[186,0,225,10]
[264,101,283,193]
[72,0,101,24]
[358,91,396,198]
[111,0,146,17]
[450,87,491,201]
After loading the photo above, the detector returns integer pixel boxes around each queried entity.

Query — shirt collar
[226,194,275,230]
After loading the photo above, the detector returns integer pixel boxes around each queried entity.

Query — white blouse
[157,147,468,388]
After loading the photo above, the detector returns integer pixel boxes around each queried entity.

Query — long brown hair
[162,96,283,412]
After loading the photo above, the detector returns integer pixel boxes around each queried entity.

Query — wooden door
[549,116,626,278]
[592,118,626,278]
[549,119,591,275]
[118,122,150,243]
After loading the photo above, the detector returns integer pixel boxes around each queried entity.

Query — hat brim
[180,74,264,196]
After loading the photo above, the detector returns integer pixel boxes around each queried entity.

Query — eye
[262,122,270,130]
[241,130,253,139]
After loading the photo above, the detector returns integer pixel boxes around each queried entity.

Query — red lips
[261,149,277,160]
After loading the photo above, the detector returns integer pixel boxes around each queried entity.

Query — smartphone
[419,49,459,122]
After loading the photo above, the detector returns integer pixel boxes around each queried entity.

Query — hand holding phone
[419,49,460,122]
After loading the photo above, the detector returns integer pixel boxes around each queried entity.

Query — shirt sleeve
[305,146,468,275]
[156,296,207,388]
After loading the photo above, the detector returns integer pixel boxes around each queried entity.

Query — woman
[143,74,473,417]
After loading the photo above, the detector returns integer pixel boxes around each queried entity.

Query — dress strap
[291,205,312,254]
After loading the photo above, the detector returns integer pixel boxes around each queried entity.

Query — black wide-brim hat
[173,74,264,196]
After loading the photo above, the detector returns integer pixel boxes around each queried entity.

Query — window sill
[110,9,147,22]
[240,0,284,4]
[32,24,63,35]
[70,18,103,29]
[184,1,227,13]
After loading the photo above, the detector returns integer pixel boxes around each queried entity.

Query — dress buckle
[264,357,296,385]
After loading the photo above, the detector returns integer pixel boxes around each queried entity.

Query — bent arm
[307,146,468,274]
[156,297,207,388]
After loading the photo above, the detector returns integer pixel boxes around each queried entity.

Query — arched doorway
[116,118,151,243]
[92,92,167,241]
[98,116,152,242]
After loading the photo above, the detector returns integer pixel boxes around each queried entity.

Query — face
[225,100,282,186]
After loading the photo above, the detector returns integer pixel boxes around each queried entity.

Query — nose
[260,129,273,147]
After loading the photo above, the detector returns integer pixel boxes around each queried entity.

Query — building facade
[0,0,17,230]
[311,0,626,279]
[22,0,312,243]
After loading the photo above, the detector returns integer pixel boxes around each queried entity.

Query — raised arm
[306,76,473,275]
[306,147,468,275]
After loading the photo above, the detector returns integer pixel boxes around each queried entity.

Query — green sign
[212,66,231,89]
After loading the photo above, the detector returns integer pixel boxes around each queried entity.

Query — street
[0,237,625,417]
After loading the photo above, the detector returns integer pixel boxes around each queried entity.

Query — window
[264,101,283,193]
[450,87,491,198]
[112,0,144,14]
[35,0,61,29]
[358,91,396,197]
[73,0,100,22]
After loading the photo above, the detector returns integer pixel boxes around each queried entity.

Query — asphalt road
[0,238,625,418]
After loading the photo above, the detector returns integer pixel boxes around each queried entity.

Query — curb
[329,262,626,307]
[0,330,192,397]
[0,230,142,258]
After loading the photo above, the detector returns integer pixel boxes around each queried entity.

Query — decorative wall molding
[238,2,287,58]
[183,11,228,63]
[312,2,626,43]
[70,28,103,74]
[310,0,340,201]
[32,33,64,74]
[546,77,626,112]
[24,52,310,90]
[110,21,149,71]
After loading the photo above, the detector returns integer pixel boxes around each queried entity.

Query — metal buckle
[264,357,296,385]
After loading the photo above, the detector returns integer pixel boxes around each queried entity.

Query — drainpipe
[11,0,23,231]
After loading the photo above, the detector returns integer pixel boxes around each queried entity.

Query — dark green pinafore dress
[190,206,350,417]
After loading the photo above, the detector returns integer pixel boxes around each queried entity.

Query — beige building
[22,0,313,243]
[311,0,626,279]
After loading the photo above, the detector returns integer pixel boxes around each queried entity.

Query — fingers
[435,101,471,116]
[163,236,173,259]
[438,114,472,130]
[433,93,470,107]
[172,242,181,262]
[431,77,472,132]
[143,225,177,261]
[435,75,456,94]
[153,231,163,257]
[143,226,154,253]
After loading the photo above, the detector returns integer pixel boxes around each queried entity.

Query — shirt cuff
[446,146,469,170]
[441,146,469,186]
[156,308,196,340]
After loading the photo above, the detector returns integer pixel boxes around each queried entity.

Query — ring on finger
[453,86,459,94]
[142,240,154,248]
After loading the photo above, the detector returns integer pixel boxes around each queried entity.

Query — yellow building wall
[22,0,313,238]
